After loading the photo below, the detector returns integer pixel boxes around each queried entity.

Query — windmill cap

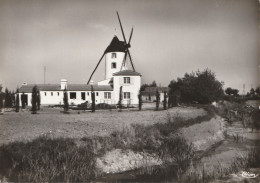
[105,36,125,53]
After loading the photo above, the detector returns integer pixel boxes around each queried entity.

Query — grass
[0,136,96,182]
[179,155,251,183]
[0,105,215,182]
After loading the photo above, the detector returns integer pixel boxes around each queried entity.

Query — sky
[0,0,259,93]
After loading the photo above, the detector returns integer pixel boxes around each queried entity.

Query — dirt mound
[96,149,162,174]
[179,116,225,151]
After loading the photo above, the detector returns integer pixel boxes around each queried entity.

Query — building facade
[18,36,142,107]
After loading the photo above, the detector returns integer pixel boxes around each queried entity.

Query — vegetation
[21,93,26,109]
[163,92,167,110]
[0,107,216,182]
[140,80,157,91]
[4,88,13,108]
[118,86,122,111]
[156,89,160,110]
[0,86,3,111]
[0,137,96,182]
[37,90,41,110]
[63,88,69,112]
[225,87,239,96]
[168,69,224,104]
[31,85,38,114]
[138,90,142,110]
[15,89,19,112]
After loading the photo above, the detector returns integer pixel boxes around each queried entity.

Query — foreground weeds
[0,136,96,182]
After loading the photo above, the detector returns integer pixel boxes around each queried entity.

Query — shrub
[31,85,38,114]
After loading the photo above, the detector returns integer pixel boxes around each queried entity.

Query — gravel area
[0,107,206,145]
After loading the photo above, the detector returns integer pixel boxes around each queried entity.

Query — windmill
[87,12,135,85]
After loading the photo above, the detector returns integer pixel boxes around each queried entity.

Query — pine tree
[21,93,26,109]
[118,86,122,111]
[91,86,95,112]
[156,89,160,111]
[0,85,3,111]
[4,88,12,107]
[63,88,69,112]
[37,90,41,110]
[15,89,19,112]
[163,92,167,110]
[138,90,142,111]
[31,86,37,114]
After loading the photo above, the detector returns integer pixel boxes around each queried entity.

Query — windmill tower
[104,36,126,79]
[87,12,135,84]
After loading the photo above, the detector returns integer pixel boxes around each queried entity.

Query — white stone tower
[104,36,126,80]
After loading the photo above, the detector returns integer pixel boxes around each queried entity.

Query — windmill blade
[128,27,133,45]
[116,11,127,43]
[127,49,135,71]
[120,51,128,71]
[87,52,106,85]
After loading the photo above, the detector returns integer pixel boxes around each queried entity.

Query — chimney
[60,79,67,90]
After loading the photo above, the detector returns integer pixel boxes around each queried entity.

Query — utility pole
[44,66,46,85]
[243,84,245,97]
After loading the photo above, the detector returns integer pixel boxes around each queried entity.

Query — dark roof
[18,84,113,93]
[105,36,125,53]
[141,91,157,96]
[144,86,170,93]
[113,70,142,76]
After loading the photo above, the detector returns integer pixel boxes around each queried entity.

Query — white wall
[105,52,125,80]
[113,75,141,105]
[18,90,115,106]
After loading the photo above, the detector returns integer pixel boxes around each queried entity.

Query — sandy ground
[0,106,206,145]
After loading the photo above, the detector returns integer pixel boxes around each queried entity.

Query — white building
[18,36,142,107]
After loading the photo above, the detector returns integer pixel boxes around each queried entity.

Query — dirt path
[0,107,206,145]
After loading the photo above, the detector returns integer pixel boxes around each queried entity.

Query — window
[124,77,130,84]
[96,92,99,96]
[51,92,53,96]
[70,92,76,99]
[111,62,116,69]
[112,53,117,58]
[123,92,130,99]
[81,92,85,100]
[87,92,89,96]
[104,92,111,99]
[44,92,47,96]
[57,92,59,96]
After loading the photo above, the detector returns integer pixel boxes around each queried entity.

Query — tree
[140,84,149,91]
[168,69,224,104]
[140,81,157,91]
[163,92,167,110]
[156,89,160,110]
[31,85,38,114]
[63,88,69,112]
[225,87,233,95]
[138,90,142,111]
[0,85,3,111]
[118,86,122,111]
[4,88,12,107]
[168,79,182,107]
[151,80,157,87]
[91,86,95,112]
[37,90,41,110]
[250,88,255,97]
[21,93,26,109]
[255,87,260,96]
[15,89,19,112]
